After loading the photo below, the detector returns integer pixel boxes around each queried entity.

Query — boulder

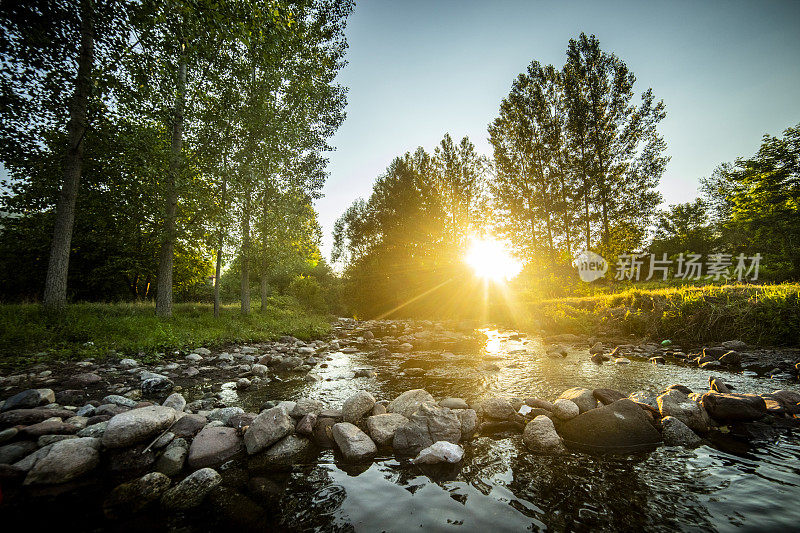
[552,399,579,420]
[366,413,408,446]
[162,393,187,412]
[388,389,435,418]
[248,434,314,472]
[102,406,177,448]
[411,441,464,464]
[558,388,597,413]
[456,409,478,439]
[156,437,189,477]
[558,399,663,453]
[342,390,376,423]
[208,407,244,425]
[592,389,627,405]
[2,389,55,411]
[523,415,566,454]
[161,467,221,510]
[141,375,174,395]
[102,395,138,408]
[296,413,317,436]
[188,426,244,469]
[701,392,767,423]
[392,403,461,455]
[103,472,172,519]
[657,390,710,433]
[478,398,515,420]
[291,398,324,418]
[0,408,75,427]
[439,398,469,410]
[172,414,208,438]
[524,398,554,411]
[709,377,731,394]
[243,406,294,455]
[718,350,742,366]
[23,437,100,485]
[332,422,377,462]
[313,417,337,448]
[661,416,703,447]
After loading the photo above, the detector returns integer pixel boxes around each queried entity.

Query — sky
[315,0,800,259]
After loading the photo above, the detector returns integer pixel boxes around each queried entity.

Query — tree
[650,199,715,257]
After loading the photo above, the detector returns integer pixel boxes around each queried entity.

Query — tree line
[333,33,800,317]
[0,0,352,315]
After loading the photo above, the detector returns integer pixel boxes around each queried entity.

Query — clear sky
[316,0,800,259]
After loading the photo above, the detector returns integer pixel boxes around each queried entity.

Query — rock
[251,364,269,376]
[243,406,294,455]
[206,486,269,530]
[661,416,703,447]
[558,399,663,453]
[558,388,597,413]
[411,441,464,464]
[296,413,317,436]
[342,390,376,424]
[388,389,435,418]
[666,384,693,395]
[371,403,387,416]
[193,347,212,356]
[313,417,337,448]
[107,443,156,474]
[397,342,413,353]
[718,350,742,366]
[552,399,580,420]
[119,358,139,369]
[700,360,722,370]
[701,392,767,422]
[161,467,222,510]
[12,443,53,472]
[354,368,376,378]
[456,409,478,439]
[366,413,408,446]
[208,407,244,425]
[523,415,566,454]
[0,408,75,427]
[649,356,666,365]
[102,395,137,408]
[614,357,631,365]
[590,353,610,364]
[236,378,252,390]
[525,398,554,411]
[1,440,38,464]
[592,389,627,405]
[20,420,78,438]
[589,342,604,354]
[77,421,108,438]
[172,414,207,438]
[156,438,189,477]
[141,375,174,395]
[24,437,100,485]
[2,389,55,411]
[0,427,18,445]
[404,367,426,377]
[332,422,377,462]
[709,377,731,394]
[163,393,187,412]
[392,403,461,455]
[772,390,800,412]
[188,426,244,470]
[248,434,314,472]
[291,398,324,418]
[478,398,515,420]
[68,373,102,387]
[102,406,177,448]
[104,472,172,519]
[657,390,710,433]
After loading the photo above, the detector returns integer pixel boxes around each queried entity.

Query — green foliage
[0,299,330,370]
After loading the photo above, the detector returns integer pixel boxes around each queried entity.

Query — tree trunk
[260,274,268,311]
[240,190,251,314]
[42,0,95,310]
[213,240,223,318]
[155,46,187,317]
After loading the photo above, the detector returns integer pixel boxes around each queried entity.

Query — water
[197,327,800,532]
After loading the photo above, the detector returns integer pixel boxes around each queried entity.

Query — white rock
[411,441,464,464]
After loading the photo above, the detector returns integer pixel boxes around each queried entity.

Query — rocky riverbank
[1,319,799,529]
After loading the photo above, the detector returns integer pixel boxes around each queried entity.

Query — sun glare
[465,237,523,282]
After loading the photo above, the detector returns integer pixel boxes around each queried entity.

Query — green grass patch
[0,297,331,370]
[526,283,800,346]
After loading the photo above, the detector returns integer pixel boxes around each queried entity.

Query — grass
[0,297,331,371]
[524,283,800,346]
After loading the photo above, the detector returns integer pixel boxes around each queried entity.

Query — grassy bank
[525,283,800,346]
[0,297,331,370]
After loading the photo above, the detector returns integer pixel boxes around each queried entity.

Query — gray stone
[188,426,244,469]
[103,472,171,519]
[102,395,138,408]
[296,413,317,436]
[0,441,38,464]
[439,398,468,410]
[208,407,244,425]
[455,409,478,439]
[156,437,189,477]
[342,390,376,423]
[161,467,221,510]
[332,422,377,462]
[718,350,742,366]
[141,375,174,395]
[24,437,100,485]
[661,416,703,447]
[478,398,515,420]
[119,358,139,369]
[366,413,408,446]
[411,441,464,464]
[2,389,55,411]
[102,406,177,448]
[552,399,580,420]
[77,421,108,438]
[393,403,461,454]
[247,434,314,472]
[558,399,662,453]
[388,389,434,418]
[163,393,187,412]
[0,427,18,445]
[701,392,767,422]
[291,398,324,418]
[12,443,53,472]
[657,390,711,432]
[523,415,566,454]
[243,406,294,455]
[558,387,597,413]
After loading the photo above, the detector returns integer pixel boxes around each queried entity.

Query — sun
[465,237,523,282]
